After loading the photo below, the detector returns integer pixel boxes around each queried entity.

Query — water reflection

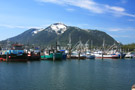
[0,59,135,90]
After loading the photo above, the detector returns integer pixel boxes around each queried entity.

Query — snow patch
[33,28,44,34]
[32,28,44,36]
[50,23,67,35]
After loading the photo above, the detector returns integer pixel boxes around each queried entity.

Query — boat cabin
[11,44,24,50]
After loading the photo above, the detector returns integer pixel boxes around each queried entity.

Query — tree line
[122,43,135,52]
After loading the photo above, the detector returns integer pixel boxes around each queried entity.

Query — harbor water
[0,59,135,90]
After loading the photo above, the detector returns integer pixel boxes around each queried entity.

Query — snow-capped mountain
[2,23,117,46]
[31,23,67,35]
[46,23,67,35]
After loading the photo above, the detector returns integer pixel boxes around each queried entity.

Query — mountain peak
[52,22,66,26]
[49,23,67,35]
[30,23,67,35]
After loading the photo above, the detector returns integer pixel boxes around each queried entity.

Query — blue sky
[0,0,135,44]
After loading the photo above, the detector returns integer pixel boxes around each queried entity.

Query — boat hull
[95,54,119,59]
[27,56,41,61]
[67,55,86,59]
[86,55,95,59]
[41,53,62,60]
[0,53,28,62]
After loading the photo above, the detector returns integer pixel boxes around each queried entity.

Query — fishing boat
[59,50,67,60]
[41,49,62,60]
[116,52,126,59]
[69,51,86,59]
[67,38,87,59]
[0,44,27,62]
[85,51,95,59]
[92,51,119,59]
[0,52,3,61]
[92,41,125,59]
[91,39,119,59]
[41,41,63,60]
[125,52,134,58]
[27,49,41,60]
[107,51,126,59]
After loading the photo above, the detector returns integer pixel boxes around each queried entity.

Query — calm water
[0,59,135,90]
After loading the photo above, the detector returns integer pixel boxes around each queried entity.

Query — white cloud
[105,5,125,12]
[120,13,135,17]
[37,0,135,17]
[108,27,135,32]
[0,24,27,29]
[68,0,103,13]
[0,24,47,29]
[38,0,103,13]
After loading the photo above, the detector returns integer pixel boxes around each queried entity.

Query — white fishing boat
[70,51,86,59]
[125,52,134,58]
[85,51,95,59]
[92,51,119,59]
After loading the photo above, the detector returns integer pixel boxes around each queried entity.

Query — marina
[0,41,135,62]
[0,41,134,90]
[0,42,135,90]
[0,0,135,90]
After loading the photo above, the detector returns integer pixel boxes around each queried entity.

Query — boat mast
[85,40,89,52]
[68,33,72,49]
[91,40,93,51]
[103,38,105,50]
[68,34,72,59]
[102,38,105,59]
